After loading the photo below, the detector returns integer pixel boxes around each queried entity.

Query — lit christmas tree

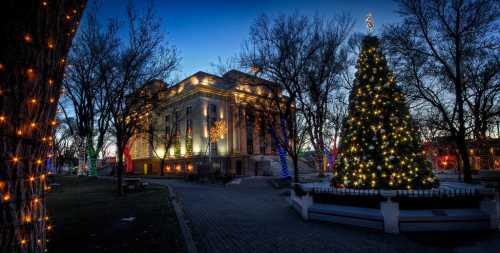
[332,35,438,190]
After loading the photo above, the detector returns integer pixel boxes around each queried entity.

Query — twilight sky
[94,0,401,77]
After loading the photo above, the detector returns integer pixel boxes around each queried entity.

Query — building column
[241,107,247,155]
[227,103,233,155]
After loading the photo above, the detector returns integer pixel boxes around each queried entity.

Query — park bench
[123,178,148,192]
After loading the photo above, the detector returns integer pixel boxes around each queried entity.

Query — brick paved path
[148,178,500,253]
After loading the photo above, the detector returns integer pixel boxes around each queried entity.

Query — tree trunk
[456,136,472,183]
[88,150,98,177]
[315,149,324,177]
[160,158,165,176]
[292,155,299,184]
[87,135,98,177]
[116,145,124,196]
[77,138,87,175]
[0,1,86,252]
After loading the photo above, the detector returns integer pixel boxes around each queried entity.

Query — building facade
[129,70,284,176]
[424,137,500,173]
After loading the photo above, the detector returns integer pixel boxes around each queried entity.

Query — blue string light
[269,124,291,179]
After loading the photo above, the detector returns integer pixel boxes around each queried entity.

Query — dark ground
[46,176,185,253]
[149,178,500,253]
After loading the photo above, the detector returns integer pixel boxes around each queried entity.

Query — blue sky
[94,0,400,77]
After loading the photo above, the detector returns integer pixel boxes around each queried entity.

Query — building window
[185,106,193,156]
[186,106,192,129]
[208,104,218,154]
[165,114,170,136]
[208,104,217,129]
[246,111,254,155]
[174,110,181,157]
[259,116,266,154]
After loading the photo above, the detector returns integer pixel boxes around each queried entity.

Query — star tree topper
[366,12,375,33]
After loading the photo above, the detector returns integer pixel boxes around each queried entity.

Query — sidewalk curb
[165,184,199,253]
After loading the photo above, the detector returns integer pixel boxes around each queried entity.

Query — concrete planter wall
[290,188,500,234]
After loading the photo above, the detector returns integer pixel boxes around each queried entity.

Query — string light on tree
[24,33,32,43]
[1,1,87,252]
[332,14,438,190]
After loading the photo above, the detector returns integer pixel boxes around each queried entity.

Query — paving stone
[147,178,500,253]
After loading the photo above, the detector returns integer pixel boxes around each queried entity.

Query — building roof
[156,69,277,96]
[222,69,275,87]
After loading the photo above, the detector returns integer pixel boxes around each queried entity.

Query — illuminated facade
[130,70,283,176]
[424,137,500,172]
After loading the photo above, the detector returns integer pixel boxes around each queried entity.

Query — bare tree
[210,56,241,76]
[62,4,118,176]
[383,0,499,182]
[53,116,79,174]
[296,15,353,176]
[142,98,183,176]
[325,94,348,171]
[0,1,86,252]
[464,50,500,141]
[241,14,317,183]
[107,3,179,194]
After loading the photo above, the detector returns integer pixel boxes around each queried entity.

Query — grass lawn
[46,176,185,253]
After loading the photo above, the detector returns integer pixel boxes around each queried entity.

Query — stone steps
[252,155,317,179]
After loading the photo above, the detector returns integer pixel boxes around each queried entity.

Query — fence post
[380,190,400,234]
[301,192,314,220]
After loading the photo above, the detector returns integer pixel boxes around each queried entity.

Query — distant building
[97,156,116,176]
[424,137,500,172]
[128,70,288,176]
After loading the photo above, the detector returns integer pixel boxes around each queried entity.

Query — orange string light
[23,33,32,43]
[12,156,20,163]
[3,193,11,201]
[26,68,35,80]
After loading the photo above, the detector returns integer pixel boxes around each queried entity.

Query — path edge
[166,183,199,253]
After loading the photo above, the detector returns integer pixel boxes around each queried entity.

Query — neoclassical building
[128,70,285,176]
